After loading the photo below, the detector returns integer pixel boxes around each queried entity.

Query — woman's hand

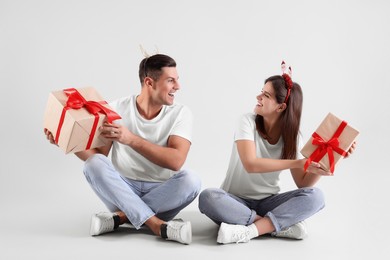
[306,162,333,176]
[344,141,357,159]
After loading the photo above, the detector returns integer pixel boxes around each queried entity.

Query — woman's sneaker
[217,223,252,244]
[271,221,307,240]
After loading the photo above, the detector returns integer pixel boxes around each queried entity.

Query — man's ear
[144,77,154,88]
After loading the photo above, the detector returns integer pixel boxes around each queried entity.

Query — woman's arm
[236,140,306,173]
[290,163,331,188]
[291,141,357,188]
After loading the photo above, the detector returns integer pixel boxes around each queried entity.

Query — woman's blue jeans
[198,187,325,232]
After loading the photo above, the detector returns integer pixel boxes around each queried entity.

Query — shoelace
[99,217,114,233]
[281,227,293,235]
[232,229,250,243]
[278,227,293,236]
[167,223,182,241]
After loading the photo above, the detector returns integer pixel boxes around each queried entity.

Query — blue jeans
[83,154,201,229]
[198,187,325,232]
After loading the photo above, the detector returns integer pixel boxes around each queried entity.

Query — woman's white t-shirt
[221,113,285,200]
[109,95,193,182]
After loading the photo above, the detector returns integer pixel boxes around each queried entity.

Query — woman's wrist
[293,158,306,169]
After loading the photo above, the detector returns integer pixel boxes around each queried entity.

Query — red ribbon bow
[55,88,121,150]
[304,121,348,173]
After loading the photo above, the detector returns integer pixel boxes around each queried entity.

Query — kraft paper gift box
[43,87,121,154]
[300,112,359,174]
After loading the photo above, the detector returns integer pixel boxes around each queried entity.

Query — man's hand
[44,128,57,146]
[100,122,133,146]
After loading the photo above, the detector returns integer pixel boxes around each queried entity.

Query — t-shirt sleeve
[108,97,126,124]
[108,100,117,114]
[171,106,193,143]
[234,113,256,142]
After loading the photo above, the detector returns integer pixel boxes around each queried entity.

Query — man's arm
[100,123,190,171]
[44,128,112,161]
[74,142,113,161]
[128,134,190,171]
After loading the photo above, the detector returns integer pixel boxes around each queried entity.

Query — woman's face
[254,81,281,117]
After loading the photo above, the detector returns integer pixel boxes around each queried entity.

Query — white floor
[2,181,388,260]
[3,121,387,259]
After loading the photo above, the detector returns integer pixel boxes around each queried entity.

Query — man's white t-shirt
[109,95,193,182]
[221,113,285,200]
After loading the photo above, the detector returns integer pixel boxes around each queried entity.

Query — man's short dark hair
[139,54,176,84]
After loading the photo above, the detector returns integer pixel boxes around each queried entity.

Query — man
[44,54,201,245]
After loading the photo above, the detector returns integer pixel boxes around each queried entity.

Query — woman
[198,62,355,244]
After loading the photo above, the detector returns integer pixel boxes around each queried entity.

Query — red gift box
[43,87,121,154]
[300,113,359,174]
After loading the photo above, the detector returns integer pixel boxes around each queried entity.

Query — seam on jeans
[247,209,257,225]
[301,187,315,193]
[135,213,155,230]
[266,212,281,232]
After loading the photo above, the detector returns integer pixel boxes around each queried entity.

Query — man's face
[150,67,180,106]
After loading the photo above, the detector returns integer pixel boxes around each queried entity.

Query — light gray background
[1,0,389,259]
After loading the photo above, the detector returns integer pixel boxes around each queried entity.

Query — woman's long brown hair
[255,75,303,159]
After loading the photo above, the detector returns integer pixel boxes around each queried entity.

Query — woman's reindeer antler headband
[281,61,293,103]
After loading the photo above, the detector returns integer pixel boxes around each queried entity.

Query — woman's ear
[278,103,287,112]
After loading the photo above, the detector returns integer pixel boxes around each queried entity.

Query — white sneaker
[165,220,192,245]
[272,221,307,240]
[90,212,116,236]
[217,223,252,244]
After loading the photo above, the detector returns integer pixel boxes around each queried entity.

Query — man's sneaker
[217,222,252,244]
[271,221,307,240]
[90,212,117,236]
[165,219,192,245]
